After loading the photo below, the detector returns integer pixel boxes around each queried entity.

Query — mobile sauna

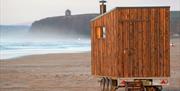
[91,0,170,91]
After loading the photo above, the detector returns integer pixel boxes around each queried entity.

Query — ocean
[0,25,90,59]
[0,41,90,59]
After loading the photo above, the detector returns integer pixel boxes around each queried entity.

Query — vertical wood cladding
[91,7,170,78]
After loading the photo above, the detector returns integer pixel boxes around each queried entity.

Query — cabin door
[120,20,148,77]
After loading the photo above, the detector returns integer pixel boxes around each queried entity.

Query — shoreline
[0,51,90,61]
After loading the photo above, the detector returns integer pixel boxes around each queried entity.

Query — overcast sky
[0,0,180,25]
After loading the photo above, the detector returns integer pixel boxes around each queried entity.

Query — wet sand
[0,38,180,91]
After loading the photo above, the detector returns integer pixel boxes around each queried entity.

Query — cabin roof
[91,6,170,21]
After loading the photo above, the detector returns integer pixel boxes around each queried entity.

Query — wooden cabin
[91,7,170,78]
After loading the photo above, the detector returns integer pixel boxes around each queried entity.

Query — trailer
[90,1,170,91]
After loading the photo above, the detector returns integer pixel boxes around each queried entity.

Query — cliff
[30,14,98,38]
[171,11,180,38]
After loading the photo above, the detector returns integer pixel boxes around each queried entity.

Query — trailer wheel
[100,77,106,91]
[155,86,162,91]
[108,78,112,91]
[105,77,109,91]
[108,78,117,91]
[145,86,162,91]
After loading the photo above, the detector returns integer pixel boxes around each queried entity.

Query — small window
[102,26,106,38]
[96,26,106,39]
[96,27,102,39]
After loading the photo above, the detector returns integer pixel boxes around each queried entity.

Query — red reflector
[121,80,126,84]
[161,80,167,84]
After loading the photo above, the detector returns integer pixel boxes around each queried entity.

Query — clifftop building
[65,9,71,16]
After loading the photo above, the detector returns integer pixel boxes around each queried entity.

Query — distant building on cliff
[65,9,71,16]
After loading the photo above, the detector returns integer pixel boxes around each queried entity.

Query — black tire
[145,86,162,91]
[108,78,112,91]
[155,86,162,91]
[100,77,106,91]
[108,78,117,91]
[105,77,109,91]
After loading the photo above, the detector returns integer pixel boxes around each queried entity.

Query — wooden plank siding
[91,7,170,78]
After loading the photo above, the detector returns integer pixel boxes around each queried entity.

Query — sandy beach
[0,38,180,91]
[0,52,100,91]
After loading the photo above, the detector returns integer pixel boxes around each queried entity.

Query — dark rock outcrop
[171,11,180,38]
[30,14,98,38]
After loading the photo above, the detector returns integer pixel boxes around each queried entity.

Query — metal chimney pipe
[99,0,106,14]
